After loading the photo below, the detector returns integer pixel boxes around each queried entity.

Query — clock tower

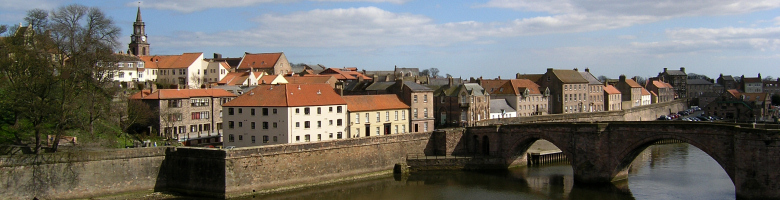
[128,7,150,56]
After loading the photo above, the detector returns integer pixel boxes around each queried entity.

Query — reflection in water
[236,143,733,200]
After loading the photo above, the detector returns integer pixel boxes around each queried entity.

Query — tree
[597,75,609,83]
[763,76,775,81]
[429,68,440,78]
[420,69,430,77]
[0,4,121,153]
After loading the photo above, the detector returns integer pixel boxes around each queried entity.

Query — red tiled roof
[258,75,277,84]
[641,88,651,95]
[604,85,621,94]
[727,89,740,98]
[236,52,282,70]
[222,84,346,107]
[129,88,236,100]
[286,76,337,84]
[218,72,249,85]
[480,79,509,93]
[319,68,372,80]
[138,52,202,69]
[625,79,642,88]
[342,94,409,112]
[492,79,541,95]
[652,80,673,88]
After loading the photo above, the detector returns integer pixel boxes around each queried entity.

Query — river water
[241,143,734,200]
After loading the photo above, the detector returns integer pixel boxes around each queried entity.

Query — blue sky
[2,0,779,80]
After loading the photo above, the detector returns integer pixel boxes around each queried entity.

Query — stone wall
[476,99,687,125]
[0,147,168,199]
[0,132,433,199]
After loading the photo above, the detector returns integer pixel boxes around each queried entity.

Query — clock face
[141,36,146,42]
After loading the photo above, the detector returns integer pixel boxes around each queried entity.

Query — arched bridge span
[433,121,780,199]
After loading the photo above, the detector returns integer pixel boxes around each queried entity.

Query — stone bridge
[432,122,780,199]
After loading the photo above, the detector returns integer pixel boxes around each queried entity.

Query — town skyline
[1,0,779,79]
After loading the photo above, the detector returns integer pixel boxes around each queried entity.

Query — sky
[1,0,779,80]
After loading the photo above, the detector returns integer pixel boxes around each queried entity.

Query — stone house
[604,85,622,111]
[657,67,687,98]
[646,80,675,103]
[221,84,347,147]
[489,79,549,117]
[234,52,292,75]
[390,80,434,133]
[129,88,236,146]
[433,79,490,127]
[538,68,589,114]
[742,74,763,93]
[615,75,642,109]
[580,69,605,112]
[717,74,738,91]
[687,79,715,99]
[343,94,410,138]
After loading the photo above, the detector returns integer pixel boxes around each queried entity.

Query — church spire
[136,6,142,22]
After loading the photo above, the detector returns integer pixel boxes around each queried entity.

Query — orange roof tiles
[223,84,346,107]
[480,79,509,93]
[640,88,651,95]
[492,79,541,95]
[319,68,372,80]
[342,94,409,112]
[604,85,621,94]
[727,89,741,98]
[651,80,673,88]
[129,88,236,100]
[218,72,249,85]
[286,76,337,84]
[138,52,202,69]
[258,75,277,84]
[236,52,282,70]
[625,79,642,88]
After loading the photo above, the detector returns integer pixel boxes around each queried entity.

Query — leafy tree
[0,4,121,153]
[420,69,430,77]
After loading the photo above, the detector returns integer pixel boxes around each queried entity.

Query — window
[251,108,255,116]
[337,132,343,139]
[229,134,234,142]
[296,136,300,141]
[296,122,300,128]
[305,134,310,142]
[402,125,406,133]
[376,127,380,136]
[329,120,333,125]
[273,108,277,114]
[317,121,322,128]
[424,108,428,118]
[263,122,269,129]
[329,107,333,112]
[386,111,389,121]
[376,112,380,122]
[424,122,428,132]
[168,99,182,108]
[238,122,242,127]
[304,108,310,115]
[251,136,256,143]
[190,98,209,107]
[356,114,360,123]
[318,134,322,141]
[190,125,197,132]
[317,107,321,114]
[337,119,342,126]
[238,135,243,141]
[262,108,268,115]
[395,125,399,134]
[365,113,370,123]
[329,133,334,138]
[304,121,310,128]
[424,94,428,103]
[414,109,418,119]
[118,72,125,78]
[295,108,300,114]
[251,122,255,129]
[337,106,342,113]
[402,110,406,120]
[414,95,418,103]
[273,122,277,128]
[238,108,242,114]
[273,136,277,142]
[395,111,398,121]
[261,135,269,143]
[191,111,209,120]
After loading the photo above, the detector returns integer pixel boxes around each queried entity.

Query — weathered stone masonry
[0,132,432,199]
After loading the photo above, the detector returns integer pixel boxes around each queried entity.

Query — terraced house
[489,79,549,117]
[433,79,490,127]
[343,94,410,138]
[221,84,347,147]
[538,68,589,114]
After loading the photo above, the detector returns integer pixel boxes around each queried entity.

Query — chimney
[585,68,590,72]
[214,53,222,59]
[619,75,626,82]
[574,68,578,71]
[497,76,501,80]
[680,67,685,73]
[758,73,762,79]
[663,68,668,73]
[547,68,553,73]
[448,76,453,87]
[373,74,379,83]
[516,73,521,79]
[396,78,404,90]
[150,83,157,94]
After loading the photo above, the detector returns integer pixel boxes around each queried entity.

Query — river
[240,143,735,200]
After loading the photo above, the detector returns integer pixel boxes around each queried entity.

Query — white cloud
[619,35,637,40]
[629,27,780,55]
[478,0,780,17]
[0,0,57,11]
[134,0,407,13]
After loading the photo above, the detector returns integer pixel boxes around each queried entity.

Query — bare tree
[597,75,609,83]
[429,68,440,78]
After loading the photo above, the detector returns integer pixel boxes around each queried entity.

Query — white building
[489,99,517,119]
[139,52,229,89]
[222,84,347,147]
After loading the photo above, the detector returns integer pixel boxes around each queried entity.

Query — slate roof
[687,79,714,85]
[236,52,282,71]
[139,52,202,69]
[403,81,433,92]
[551,69,588,83]
[515,74,544,82]
[223,84,345,107]
[664,69,686,76]
[719,75,735,81]
[489,99,515,114]
[342,94,409,112]
[129,88,236,100]
[579,71,602,85]
[286,76,337,85]
[319,68,372,80]
[365,82,396,91]
[743,77,762,83]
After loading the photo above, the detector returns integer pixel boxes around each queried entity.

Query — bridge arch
[503,133,574,167]
[610,133,736,184]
